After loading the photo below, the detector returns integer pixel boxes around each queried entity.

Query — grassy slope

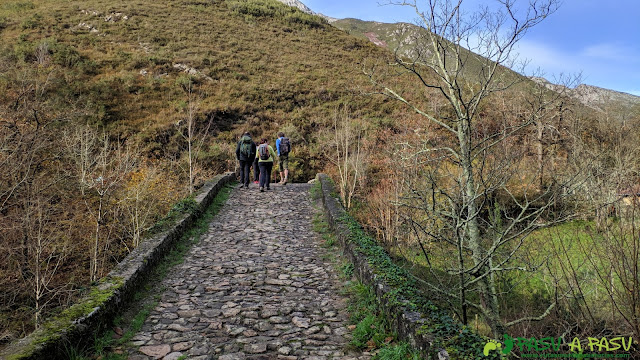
[0,0,412,342]
[1,0,402,178]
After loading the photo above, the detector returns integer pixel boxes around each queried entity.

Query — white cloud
[581,43,637,63]
[513,40,580,76]
[510,40,640,94]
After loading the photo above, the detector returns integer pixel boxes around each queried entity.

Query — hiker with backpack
[256,138,276,192]
[275,132,291,185]
[235,132,256,189]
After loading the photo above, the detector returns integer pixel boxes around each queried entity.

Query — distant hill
[532,77,640,112]
[329,17,640,115]
[332,18,422,59]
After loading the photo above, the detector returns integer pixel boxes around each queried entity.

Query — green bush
[374,343,422,360]
[0,16,8,30]
[285,12,325,29]
[1,1,35,13]
[228,0,277,18]
[51,41,83,68]
[12,39,34,62]
[227,0,324,29]
[20,12,41,29]
[352,314,387,349]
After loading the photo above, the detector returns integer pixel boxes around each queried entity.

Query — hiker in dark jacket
[236,132,256,188]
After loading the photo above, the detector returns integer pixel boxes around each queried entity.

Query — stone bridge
[122,182,370,360]
[1,174,439,360]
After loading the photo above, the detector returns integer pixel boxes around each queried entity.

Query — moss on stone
[3,277,124,360]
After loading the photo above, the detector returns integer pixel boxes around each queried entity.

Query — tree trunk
[458,117,505,336]
[537,120,544,189]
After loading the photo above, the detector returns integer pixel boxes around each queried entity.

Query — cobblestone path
[126,183,370,360]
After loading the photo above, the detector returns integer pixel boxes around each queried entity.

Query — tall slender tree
[369,0,578,335]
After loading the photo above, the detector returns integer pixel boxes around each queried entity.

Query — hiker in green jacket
[235,132,256,188]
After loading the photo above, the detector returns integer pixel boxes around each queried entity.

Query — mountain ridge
[277,1,640,112]
[531,77,640,111]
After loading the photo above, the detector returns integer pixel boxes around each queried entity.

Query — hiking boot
[283,178,287,185]
[266,186,270,190]
[260,187,264,192]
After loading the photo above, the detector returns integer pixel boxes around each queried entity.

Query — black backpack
[258,144,270,160]
[239,136,252,157]
[280,137,291,155]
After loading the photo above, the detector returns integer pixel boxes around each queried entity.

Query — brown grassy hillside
[0,0,410,342]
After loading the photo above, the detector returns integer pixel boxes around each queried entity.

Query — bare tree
[119,166,173,249]
[26,195,69,328]
[176,76,214,195]
[367,0,579,335]
[588,205,640,340]
[327,106,368,210]
[0,50,82,337]
[66,126,136,281]
[551,110,640,339]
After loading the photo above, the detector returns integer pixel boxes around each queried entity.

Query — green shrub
[228,0,277,18]
[352,314,385,349]
[51,41,83,68]
[374,343,422,360]
[2,1,35,13]
[13,39,34,62]
[0,16,8,30]
[20,12,41,29]
[285,12,325,28]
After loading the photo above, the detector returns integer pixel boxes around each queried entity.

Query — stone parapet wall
[1,172,235,360]
[316,173,448,358]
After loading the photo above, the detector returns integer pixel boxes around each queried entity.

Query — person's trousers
[253,157,260,182]
[239,160,251,186]
[259,162,273,189]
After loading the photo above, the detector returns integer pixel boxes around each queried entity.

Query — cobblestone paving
[126,183,370,360]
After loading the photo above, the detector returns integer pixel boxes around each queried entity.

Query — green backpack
[239,136,252,157]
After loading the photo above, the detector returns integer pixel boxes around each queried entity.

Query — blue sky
[303,0,640,96]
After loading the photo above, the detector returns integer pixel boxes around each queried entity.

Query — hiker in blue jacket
[235,132,256,188]
[275,132,290,185]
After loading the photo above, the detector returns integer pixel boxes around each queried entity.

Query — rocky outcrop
[275,0,337,22]
[531,77,640,110]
